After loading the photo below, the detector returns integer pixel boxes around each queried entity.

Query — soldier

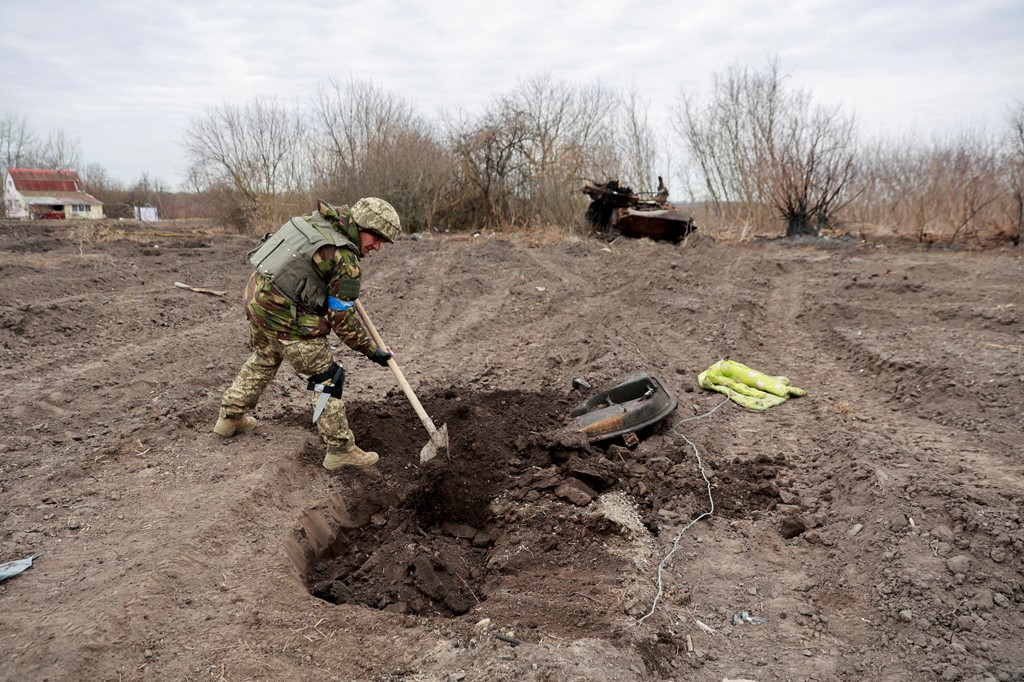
[213,198,401,470]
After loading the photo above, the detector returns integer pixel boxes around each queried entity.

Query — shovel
[353,300,449,463]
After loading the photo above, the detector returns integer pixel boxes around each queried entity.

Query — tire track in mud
[361,240,539,389]
[813,260,1024,494]
[699,250,886,677]
[366,238,623,390]
[761,252,1019,512]
[748,248,1024,680]
[652,245,1019,678]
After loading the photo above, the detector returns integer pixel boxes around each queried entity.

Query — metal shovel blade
[420,423,449,463]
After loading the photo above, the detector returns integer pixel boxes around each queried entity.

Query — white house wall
[68,204,103,219]
[3,174,29,219]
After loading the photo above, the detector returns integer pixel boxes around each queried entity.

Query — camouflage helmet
[350,197,401,243]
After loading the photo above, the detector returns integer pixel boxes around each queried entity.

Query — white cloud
[0,0,1021,186]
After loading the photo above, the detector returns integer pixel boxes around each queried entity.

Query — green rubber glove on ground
[698,360,806,410]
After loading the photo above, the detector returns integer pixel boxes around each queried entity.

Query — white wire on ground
[630,396,730,627]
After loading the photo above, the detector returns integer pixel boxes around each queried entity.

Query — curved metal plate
[568,371,677,443]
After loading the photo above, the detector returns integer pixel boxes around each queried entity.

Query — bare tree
[182,97,308,231]
[311,78,417,183]
[126,173,170,217]
[672,58,858,237]
[79,162,116,193]
[1007,103,1024,245]
[672,61,784,235]
[616,87,657,194]
[769,95,858,236]
[0,114,38,173]
[446,73,617,231]
[309,77,452,232]
[447,109,531,227]
[1,119,83,173]
[79,162,128,214]
[502,73,617,227]
[38,129,82,170]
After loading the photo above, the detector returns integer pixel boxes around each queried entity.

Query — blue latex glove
[328,296,353,312]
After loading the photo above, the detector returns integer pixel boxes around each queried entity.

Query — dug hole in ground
[0,221,1022,682]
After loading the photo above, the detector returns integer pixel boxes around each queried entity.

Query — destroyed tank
[582,177,696,242]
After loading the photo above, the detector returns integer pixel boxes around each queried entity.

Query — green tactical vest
[247,212,361,312]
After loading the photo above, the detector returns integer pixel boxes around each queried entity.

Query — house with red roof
[3,168,104,220]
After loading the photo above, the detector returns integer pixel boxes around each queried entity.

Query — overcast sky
[1,0,1022,189]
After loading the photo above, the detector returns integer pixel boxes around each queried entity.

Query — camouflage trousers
[219,323,355,453]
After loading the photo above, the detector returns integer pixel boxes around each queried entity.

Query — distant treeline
[4,60,1022,245]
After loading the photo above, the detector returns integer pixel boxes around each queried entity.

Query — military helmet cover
[350,197,401,243]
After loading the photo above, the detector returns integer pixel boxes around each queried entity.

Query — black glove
[368,348,392,366]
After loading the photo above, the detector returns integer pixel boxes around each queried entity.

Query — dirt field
[0,219,1021,682]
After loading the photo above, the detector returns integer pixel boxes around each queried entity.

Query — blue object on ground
[0,553,41,581]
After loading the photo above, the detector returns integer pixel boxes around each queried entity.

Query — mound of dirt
[1,222,1021,681]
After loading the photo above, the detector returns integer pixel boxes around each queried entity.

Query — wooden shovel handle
[353,300,439,437]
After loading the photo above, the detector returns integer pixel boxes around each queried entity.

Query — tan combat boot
[213,415,258,437]
[322,446,379,471]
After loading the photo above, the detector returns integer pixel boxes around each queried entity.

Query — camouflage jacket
[244,209,381,356]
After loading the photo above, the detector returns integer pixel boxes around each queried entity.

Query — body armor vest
[247,213,360,312]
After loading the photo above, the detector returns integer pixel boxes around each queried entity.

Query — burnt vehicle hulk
[582,177,696,242]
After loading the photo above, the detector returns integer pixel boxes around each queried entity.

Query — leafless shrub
[769,95,858,237]
[445,107,530,229]
[445,73,617,234]
[672,58,857,239]
[936,132,1004,245]
[308,77,455,233]
[850,129,1009,245]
